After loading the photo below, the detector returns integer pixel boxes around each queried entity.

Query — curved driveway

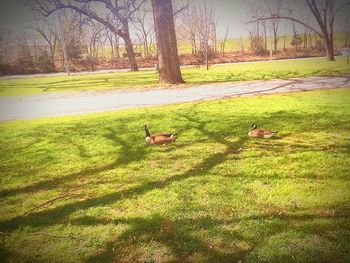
[1,76,349,121]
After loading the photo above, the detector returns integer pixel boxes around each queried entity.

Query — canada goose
[144,125,178,145]
[248,123,277,139]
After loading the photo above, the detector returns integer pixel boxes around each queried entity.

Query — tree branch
[128,0,147,17]
[35,0,126,38]
[23,0,146,39]
[247,15,323,38]
[333,1,350,17]
[174,0,190,16]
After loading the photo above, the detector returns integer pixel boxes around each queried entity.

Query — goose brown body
[145,125,177,145]
[248,124,277,139]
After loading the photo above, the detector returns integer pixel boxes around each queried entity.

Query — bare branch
[173,0,190,16]
[248,15,323,38]
[333,1,350,17]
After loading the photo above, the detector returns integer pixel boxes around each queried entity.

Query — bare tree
[17,33,35,73]
[178,5,200,55]
[247,23,265,54]
[24,0,146,71]
[148,31,157,56]
[248,0,350,61]
[201,1,217,58]
[261,19,267,50]
[290,33,303,50]
[85,21,105,71]
[151,0,184,83]
[220,27,229,55]
[105,28,120,67]
[0,29,12,64]
[302,25,312,49]
[202,0,210,69]
[178,1,217,61]
[133,9,153,58]
[246,1,267,51]
[209,11,219,54]
[264,0,284,51]
[239,35,245,53]
[32,16,58,70]
[57,12,70,75]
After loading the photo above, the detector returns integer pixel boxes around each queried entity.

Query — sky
[1,0,252,38]
[0,0,349,40]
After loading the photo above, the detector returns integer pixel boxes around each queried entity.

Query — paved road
[1,76,349,121]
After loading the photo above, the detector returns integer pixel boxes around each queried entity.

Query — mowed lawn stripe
[0,57,349,96]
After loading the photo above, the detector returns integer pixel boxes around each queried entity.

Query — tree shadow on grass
[182,70,301,85]
[0,246,48,263]
[2,204,349,262]
[0,109,246,232]
[68,208,350,262]
[83,215,245,263]
[1,105,347,199]
[0,124,148,197]
[1,106,349,262]
[249,139,350,155]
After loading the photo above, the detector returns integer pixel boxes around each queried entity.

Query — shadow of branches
[0,108,246,232]
[1,103,349,262]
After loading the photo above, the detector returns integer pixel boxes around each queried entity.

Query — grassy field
[104,33,348,56]
[0,88,350,262]
[0,57,349,96]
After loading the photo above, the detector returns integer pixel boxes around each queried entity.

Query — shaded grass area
[0,57,349,96]
[0,88,350,262]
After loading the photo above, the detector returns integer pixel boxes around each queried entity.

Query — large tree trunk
[324,37,335,61]
[274,37,278,51]
[124,36,138,71]
[305,0,335,61]
[326,4,335,62]
[122,22,138,71]
[49,43,56,71]
[151,0,184,84]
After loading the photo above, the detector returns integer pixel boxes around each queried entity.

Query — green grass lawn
[1,88,350,262]
[107,33,348,55]
[0,57,349,96]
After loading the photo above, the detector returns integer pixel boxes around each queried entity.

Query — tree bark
[305,0,335,61]
[122,21,138,71]
[151,0,184,84]
[324,37,335,61]
[124,35,138,71]
[274,37,278,51]
[273,24,279,51]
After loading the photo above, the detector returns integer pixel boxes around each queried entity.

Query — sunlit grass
[0,57,349,96]
[0,88,349,262]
